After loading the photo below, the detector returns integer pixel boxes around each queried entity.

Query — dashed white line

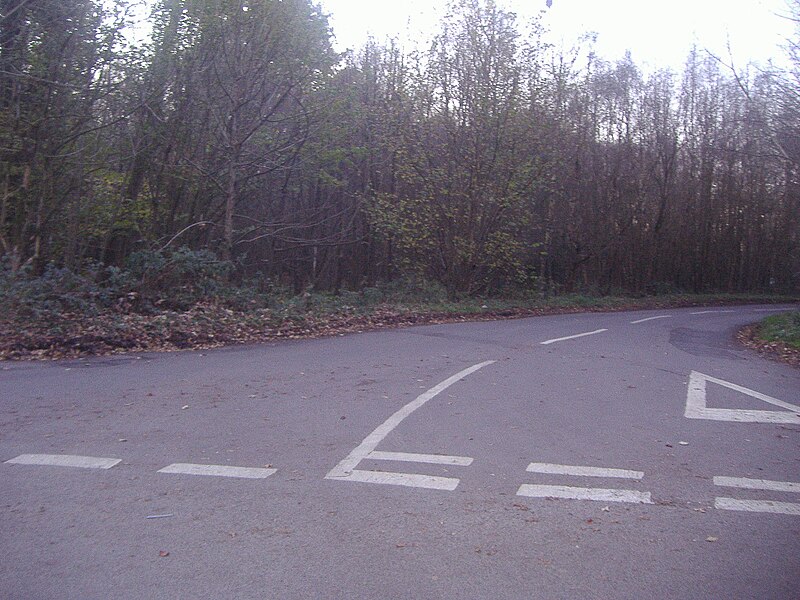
[368,451,473,466]
[517,484,652,504]
[690,310,736,315]
[526,462,644,479]
[325,360,495,487]
[157,463,276,479]
[713,476,800,493]
[5,453,121,470]
[540,329,608,345]
[630,315,672,324]
[344,469,460,491]
[715,497,800,516]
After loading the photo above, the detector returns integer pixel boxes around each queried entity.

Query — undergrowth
[1,253,797,359]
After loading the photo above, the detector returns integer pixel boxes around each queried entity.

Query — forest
[1,0,799,301]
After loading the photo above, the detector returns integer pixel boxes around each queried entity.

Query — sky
[317,0,796,71]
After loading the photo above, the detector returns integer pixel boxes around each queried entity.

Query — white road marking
[715,497,800,516]
[368,451,473,466]
[157,463,276,479]
[630,315,672,324]
[753,308,793,312]
[685,371,800,424]
[540,329,608,345]
[526,462,644,479]
[713,476,800,493]
[690,310,736,315]
[344,469,460,491]
[5,454,121,470]
[517,484,652,504]
[325,361,495,488]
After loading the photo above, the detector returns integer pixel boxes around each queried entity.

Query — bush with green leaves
[0,262,111,320]
[124,247,233,309]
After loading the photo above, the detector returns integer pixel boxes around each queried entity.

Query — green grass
[270,290,796,319]
[758,311,800,349]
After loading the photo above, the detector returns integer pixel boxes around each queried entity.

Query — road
[1,304,799,599]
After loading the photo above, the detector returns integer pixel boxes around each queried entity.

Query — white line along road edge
[5,454,121,470]
[158,463,276,479]
[325,360,495,487]
[685,371,800,424]
[540,329,607,345]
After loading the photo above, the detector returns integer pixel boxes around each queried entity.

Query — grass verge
[737,311,800,368]
[758,312,800,349]
[1,290,797,361]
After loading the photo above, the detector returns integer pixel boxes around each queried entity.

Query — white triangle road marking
[685,371,800,424]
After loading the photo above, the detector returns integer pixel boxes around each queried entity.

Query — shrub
[0,262,114,320]
[125,247,233,309]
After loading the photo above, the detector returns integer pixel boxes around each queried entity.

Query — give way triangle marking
[685,371,800,424]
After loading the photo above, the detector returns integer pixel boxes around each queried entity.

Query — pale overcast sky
[317,0,795,70]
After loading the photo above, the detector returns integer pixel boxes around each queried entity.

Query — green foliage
[1,0,798,299]
[0,262,114,321]
[0,247,245,322]
[759,312,800,349]
[125,247,233,309]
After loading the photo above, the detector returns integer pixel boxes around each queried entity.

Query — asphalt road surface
[2,304,799,599]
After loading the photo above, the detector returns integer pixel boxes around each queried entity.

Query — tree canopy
[1,0,798,296]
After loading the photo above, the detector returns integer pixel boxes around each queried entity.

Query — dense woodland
[1,0,799,299]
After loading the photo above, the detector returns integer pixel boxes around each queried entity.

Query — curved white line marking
[326,361,495,480]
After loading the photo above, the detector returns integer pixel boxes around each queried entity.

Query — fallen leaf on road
[706,536,718,542]
[159,550,170,557]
